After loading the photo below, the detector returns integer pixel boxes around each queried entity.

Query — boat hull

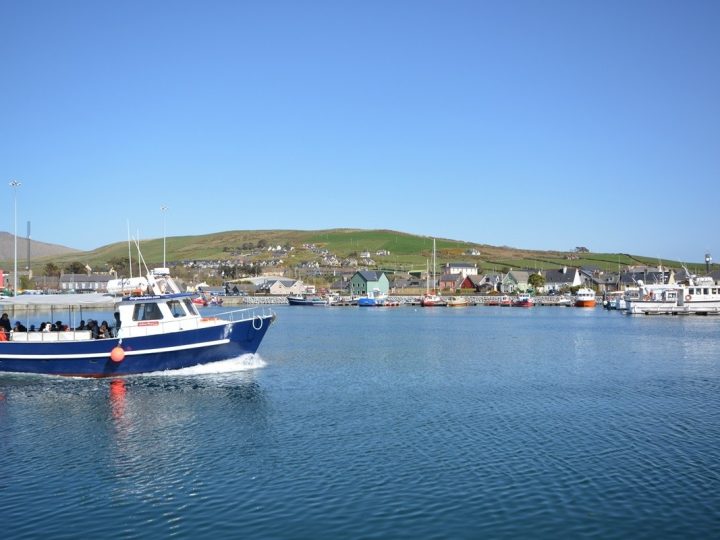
[287,297,326,306]
[575,300,597,308]
[0,314,274,377]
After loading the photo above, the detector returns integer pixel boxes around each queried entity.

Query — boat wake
[144,354,267,377]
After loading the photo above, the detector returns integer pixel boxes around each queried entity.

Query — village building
[542,267,582,293]
[501,270,531,293]
[442,262,478,278]
[255,278,305,296]
[59,273,112,293]
[349,271,389,296]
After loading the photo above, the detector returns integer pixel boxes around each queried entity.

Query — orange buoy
[110,346,126,363]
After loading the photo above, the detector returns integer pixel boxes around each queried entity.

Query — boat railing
[8,330,94,342]
[118,305,276,339]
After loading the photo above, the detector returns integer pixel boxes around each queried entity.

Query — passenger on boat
[113,312,121,336]
[98,321,111,339]
[13,321,27,332]
[0,313,11,333]
[41,322,51,332]
[87,319,99,339]
[76,320,86,331]
[29,324,36,332]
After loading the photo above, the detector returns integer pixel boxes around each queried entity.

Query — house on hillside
[350,271,389,296]
[439,273,464,291]
[542,267,582,293]
[255,278,304,296]
[442,262,478,278]
[501,270,531,293]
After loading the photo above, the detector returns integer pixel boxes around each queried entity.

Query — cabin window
[167,300,186,318]
[704,288,710,295]
[183,298,199,316]
[133,302,163,321]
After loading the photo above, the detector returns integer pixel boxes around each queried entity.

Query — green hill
[11,228,703,276]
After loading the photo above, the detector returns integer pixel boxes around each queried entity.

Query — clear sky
[1,0,718,263]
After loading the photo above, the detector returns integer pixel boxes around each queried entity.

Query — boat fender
[685,295,691,302]
[110,346,126,363]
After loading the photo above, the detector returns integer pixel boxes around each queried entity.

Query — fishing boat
[287,294,328,306]
[0,268,275,377]
[625,276,720,315]
[446,296,469,307]
[512,294,534,307]
[575,288,597,308]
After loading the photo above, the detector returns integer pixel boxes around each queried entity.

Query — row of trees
[42,257,131,277]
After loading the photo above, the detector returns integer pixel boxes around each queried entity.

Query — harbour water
[1,306,719,539]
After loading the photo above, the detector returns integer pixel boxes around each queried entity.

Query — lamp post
[161,205,168,268]
[9,180,21,296]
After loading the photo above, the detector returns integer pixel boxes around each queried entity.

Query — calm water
[1,306,719,539]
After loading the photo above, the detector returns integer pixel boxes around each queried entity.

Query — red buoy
[110,346,126,363]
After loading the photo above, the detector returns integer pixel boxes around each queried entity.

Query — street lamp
[9,180,21,296]
[161,205,168,268]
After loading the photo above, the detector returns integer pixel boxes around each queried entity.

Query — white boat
[625,276,720,315]
[575,288,597,308]
[446,296,469,307]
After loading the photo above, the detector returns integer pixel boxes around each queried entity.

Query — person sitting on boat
[13,321,27,332]
[0,313,11,334]
[54,320,69,331]
[86,319,99,339]
[75,320,86,331]
[41,322,52,332]
[29,324,36,332]
[98,321,111,339]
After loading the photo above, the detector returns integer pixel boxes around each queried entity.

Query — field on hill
[5,228,702,276]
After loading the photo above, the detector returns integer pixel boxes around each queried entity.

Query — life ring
[685,294,691,302]
[252,315,263,330]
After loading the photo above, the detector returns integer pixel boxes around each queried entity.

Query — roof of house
[543,268,577,284]
[354,271,385,282]
[445,262,476,268]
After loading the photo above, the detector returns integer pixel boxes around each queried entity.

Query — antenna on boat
[127,220,133,279]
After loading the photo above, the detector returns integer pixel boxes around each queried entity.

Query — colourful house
[350,271,389,296]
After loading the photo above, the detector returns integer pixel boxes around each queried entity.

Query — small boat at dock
[512,294,534,307]
[575,288,597,308]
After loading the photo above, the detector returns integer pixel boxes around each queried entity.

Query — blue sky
[1,0,718,263]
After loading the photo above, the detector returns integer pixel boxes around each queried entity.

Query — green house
[350,271,389,296]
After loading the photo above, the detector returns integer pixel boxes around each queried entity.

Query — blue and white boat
[357,288,388,307]
[0,268,275,377]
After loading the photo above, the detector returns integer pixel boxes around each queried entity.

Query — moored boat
[575,288,597,308]
[512,294,534,307]
[625,276,720,315]
[287,294,328,306]
[446,296,469,307]
[0,268,275,377]
[357,288,389,307]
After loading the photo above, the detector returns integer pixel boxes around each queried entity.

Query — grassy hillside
[16,228,703,276]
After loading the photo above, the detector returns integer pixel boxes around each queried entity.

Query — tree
[64,261,86,274]
[43,262,61,277]
[528,273,545,291]
[107,257,130,277]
